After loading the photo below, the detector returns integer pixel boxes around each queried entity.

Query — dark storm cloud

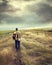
[0,0,8,22]
[0,14,23,24]
[36,3,52,22]
[26,2,52,22]
[47,0,52,2]
[0,0,21,12]
[0,0,21,22]
[0,0,8,12]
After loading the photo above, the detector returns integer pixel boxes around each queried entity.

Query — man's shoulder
[13,31,21,35]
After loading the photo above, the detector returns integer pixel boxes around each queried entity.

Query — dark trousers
[15,40,20,50]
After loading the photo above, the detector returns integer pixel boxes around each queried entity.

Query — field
[0,29,52,65]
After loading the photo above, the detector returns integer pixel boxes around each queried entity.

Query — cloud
[36,3,52,22]
[0,14,24,24]
[47,0,52,2]
[0,0,22,22]
[26,2,52,22]
[0,0,21,12]
[13,0,34,1]
[0,0,52,29]
[0,0,35,22]
[0,0,8,12]
[45,0,52,6]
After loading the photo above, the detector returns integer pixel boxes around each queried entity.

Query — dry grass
[0,29,52,65]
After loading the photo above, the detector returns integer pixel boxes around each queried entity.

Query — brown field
[0,29,52,65]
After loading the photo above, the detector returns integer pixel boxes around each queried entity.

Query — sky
[0,0,52,30]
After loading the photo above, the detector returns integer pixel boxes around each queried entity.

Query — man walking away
[12,28,21,50]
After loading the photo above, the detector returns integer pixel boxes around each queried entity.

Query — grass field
[0,29,52,65]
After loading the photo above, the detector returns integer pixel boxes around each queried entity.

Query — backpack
[12,34,18,40]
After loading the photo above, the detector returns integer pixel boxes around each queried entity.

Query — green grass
[0,30,14,38]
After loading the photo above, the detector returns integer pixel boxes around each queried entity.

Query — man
[12,28,21,50]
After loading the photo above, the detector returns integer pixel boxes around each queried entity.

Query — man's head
[16,28,18,31]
